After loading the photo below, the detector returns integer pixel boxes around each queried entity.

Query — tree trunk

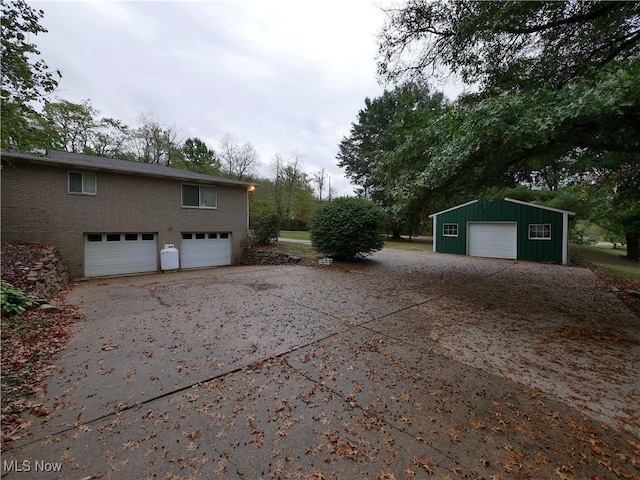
[392,229,401,239]
[624,215,640,261]
[626,231,639,260]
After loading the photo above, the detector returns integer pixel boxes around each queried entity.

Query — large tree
[375,0,640,258]
[337,82,448,237]
[270,152,315,229]
[218,133,259,181]
[378,1,640,91]
[42,98,97,153]
[1,0,61,150]
[131,113,182,165]
[179,137,221,175]
[90,117,132,159]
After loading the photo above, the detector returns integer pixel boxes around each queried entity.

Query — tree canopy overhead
[378,1,640,91]
[1,0,61,149]
[360,0,640,258]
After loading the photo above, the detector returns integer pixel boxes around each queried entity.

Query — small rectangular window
[87,234,102,242]
[69,172,82,192]
[141,233,154,241]
[200,186,216,207]
[195,233,205,239]
[182,233,193,239]
[107,234,121,242]
[125,234,138,241]
[443,224,458,237]
[219,233,229,239]
[529,224,551,240]
[69,172,96,195]
[208,233,217,239]
[182,184,217,208]
[182,185,199,206]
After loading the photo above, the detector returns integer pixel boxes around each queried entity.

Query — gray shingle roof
[1,149,255,188]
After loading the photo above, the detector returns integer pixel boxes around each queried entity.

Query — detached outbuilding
[429,198,575,265]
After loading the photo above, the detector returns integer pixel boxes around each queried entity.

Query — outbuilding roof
[1,149,256,188]
[429,197,575,218]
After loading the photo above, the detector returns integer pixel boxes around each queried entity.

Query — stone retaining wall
[241,246,301,265]
[26,247,70,300]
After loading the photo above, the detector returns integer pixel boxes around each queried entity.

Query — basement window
[443,224,458,237]
[69,172,96,195]
[529,224,551,240]
[182,184,217,208]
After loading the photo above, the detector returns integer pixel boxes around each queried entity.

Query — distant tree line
[20,96,334,230]
[1,0,337,231]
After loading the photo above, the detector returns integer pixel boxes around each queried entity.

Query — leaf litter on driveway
[3,251,639,479]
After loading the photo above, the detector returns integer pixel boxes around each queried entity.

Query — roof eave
[1,149,256,188]
[428,200,479,218]
[504,197,575,216]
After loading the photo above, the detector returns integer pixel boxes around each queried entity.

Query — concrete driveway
[4,249,639,479]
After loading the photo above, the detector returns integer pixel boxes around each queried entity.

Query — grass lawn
[383,236,433,251]
[279,231,311,241]
[277,242,315,256]
[571,243,640,283]
[279,232,432,249]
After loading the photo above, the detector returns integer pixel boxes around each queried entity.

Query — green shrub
[308,197,386,259]
[0,280,34,317]
[254,213,281,245]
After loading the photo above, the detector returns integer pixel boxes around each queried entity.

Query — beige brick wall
[1,162,250,278]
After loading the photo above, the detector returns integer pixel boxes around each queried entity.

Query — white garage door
[468,223,517,260]
[181,233,231,269]
[85,233,157,277]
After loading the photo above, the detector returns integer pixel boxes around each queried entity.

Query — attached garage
[180,232,231,269]
[85,233,157,277]
[429,198,575,265]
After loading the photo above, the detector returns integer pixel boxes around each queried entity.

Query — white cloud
[33,0,395,195]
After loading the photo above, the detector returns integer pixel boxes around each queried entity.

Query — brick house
[1,149,255,279]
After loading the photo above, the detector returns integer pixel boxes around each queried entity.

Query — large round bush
[308,197,386,259]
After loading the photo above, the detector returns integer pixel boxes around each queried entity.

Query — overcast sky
[30,0,412,195]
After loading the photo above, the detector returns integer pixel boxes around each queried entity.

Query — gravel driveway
[4,249,639,479]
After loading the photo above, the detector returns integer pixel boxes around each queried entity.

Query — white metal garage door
[181,233,231,269]
[467,223,517,260]
[85,233,157,277]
